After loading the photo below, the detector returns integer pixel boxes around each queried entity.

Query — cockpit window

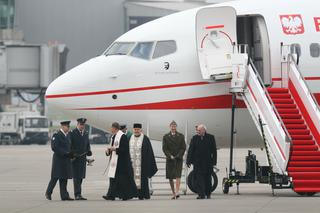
[104,42,135,56]
[153,40,177,59]
[130,42,154,60]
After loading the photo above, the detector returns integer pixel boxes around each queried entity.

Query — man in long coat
[70,118,92,200]
[187,124,217,199]
[128,123,157,200]
[162,121,186,199]
[103,122,137,201]
[45,121,74,201]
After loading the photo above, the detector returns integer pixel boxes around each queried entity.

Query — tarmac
[0,143,319,213]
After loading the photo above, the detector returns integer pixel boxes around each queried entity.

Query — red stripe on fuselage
[45,82,213,99]
[70,95,246,110]
[272,77,320,81]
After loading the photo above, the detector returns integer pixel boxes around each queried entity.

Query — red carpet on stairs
[267,87,320,193]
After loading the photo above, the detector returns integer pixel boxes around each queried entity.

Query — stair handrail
[249,58,292,143]
[287,54,320,111]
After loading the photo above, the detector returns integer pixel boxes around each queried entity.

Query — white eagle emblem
[280,15,304,35]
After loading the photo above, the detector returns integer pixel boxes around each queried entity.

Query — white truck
[0,111,49,145]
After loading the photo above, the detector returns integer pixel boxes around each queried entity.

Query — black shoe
[102,195,115,201]
[176,194,180,199]
[206,195,211,199]
[45,193,52,200]
[75,195,87,200]
[196,196,205,199]
[62,197,74,201]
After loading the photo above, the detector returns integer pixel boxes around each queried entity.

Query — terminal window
[0,0,15,29]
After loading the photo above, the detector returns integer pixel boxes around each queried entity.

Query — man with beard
[103,122,137,201]
[187,124,217,199]
[128,123,157,200]
[70,118,92,200]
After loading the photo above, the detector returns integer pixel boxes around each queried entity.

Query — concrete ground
[0,144,319,213]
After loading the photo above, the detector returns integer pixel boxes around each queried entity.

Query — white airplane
[45,0,320,149]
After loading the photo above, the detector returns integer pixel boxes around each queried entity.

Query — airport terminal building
[13,0,230,70]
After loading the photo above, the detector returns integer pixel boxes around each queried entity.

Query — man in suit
[187,124,217,199]
[45,121,74,201]
[70,118,92,200]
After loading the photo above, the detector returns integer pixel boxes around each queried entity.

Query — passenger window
[310,43,320,58]
[153,40,177,59]
[130,42,154,60]
[104,42,135,56]
[290,44,301,57]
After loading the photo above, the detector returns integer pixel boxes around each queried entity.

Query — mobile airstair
[196,7,320,195]
[229,45,320,195]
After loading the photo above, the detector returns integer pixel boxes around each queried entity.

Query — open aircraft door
[196,7,237,80]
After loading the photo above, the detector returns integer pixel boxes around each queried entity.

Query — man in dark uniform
[70,118,92,200]
[187,124,217,199]
[45,121,74,201]
[162,121,186,199]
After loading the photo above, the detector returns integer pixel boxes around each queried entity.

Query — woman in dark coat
[162,121,186,199]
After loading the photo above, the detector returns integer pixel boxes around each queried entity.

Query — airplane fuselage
[45,0,320,147]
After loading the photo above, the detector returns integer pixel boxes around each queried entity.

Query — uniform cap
[60,121,71,126]
[77,118,87,124]
[170,120,177,126]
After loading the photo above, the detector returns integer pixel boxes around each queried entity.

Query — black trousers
[73,178,83,197]
[46,178,69,199]
[195,172,212,197]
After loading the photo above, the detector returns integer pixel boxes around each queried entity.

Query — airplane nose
[45,66,81,119]
[45,56,108,119]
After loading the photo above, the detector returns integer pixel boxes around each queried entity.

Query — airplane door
[252,17,271,84]
[196,7,237,80]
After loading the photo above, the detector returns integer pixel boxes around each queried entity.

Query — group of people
[45,119,217,201]
[45,118,91,201]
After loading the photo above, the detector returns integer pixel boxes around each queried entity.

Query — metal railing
[248,58,292,144]
[287,54,320,111]
[149,156,188,195]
